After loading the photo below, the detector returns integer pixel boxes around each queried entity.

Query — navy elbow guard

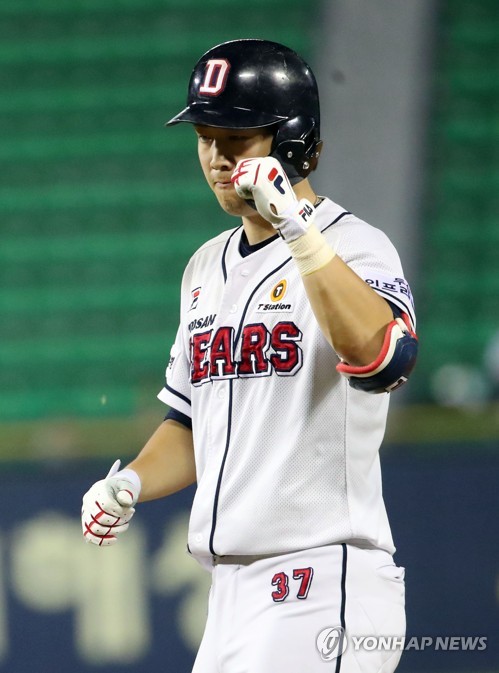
[336,313,418,393]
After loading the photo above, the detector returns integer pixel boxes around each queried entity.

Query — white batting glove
[231,157,316,243]
[81,460,141,547]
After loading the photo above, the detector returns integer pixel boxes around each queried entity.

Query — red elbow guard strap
[336,313,418,393]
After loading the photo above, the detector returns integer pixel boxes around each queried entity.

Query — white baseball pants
[192,543,405,673]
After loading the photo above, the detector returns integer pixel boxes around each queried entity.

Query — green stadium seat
[413,0,499,401]
[0,0,316,420]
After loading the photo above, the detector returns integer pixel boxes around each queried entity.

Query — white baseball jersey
[158,197,415,568]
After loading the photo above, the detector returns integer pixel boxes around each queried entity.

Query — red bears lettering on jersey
[189,322,304,385]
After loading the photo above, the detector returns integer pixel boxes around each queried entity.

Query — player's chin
[213,189,251,217]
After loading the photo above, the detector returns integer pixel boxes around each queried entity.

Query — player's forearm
[125,419,196,502]
[231,157,393,366]
[302,254,393,365]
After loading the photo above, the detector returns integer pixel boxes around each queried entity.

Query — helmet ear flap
[270,116,322,184]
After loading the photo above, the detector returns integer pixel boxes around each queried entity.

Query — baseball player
[81,39,418,672]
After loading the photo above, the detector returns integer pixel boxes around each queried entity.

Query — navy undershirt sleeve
[386,300,403,319]
[164,407,192,430]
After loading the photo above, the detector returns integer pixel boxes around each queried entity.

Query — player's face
[195,125,274,217]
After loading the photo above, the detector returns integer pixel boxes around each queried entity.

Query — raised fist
[231,157,316,242]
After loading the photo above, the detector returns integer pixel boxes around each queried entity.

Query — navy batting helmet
[167,39,322,183]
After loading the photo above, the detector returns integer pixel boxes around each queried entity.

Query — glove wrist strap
[113,468,141,492]
[276,198,315,242]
